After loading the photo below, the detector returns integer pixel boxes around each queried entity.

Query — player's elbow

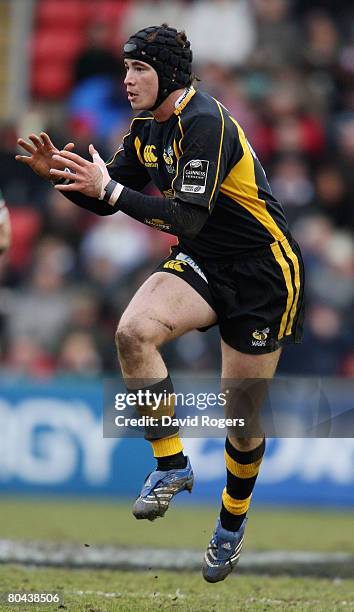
[173,199,209,239]
[183,218,206,239]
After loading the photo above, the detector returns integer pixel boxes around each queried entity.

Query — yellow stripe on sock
[151,434,183,458]
[222,488,252,515]
[224,450,263,479]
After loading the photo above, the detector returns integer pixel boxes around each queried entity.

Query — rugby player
[16,24,305,582]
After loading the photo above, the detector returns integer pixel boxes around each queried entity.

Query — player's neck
[152,89,186,122]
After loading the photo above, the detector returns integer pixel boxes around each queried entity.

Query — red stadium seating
[36,0,88,27]
[37,0,128,28]
[31,61,73,98]
[32,29,85,63]
[8,208,41,269]
[31,0,130,98]
[85,0,128,23]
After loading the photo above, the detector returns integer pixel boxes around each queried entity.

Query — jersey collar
[174,86,196,116]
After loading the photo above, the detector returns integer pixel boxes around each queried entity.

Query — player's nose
[124,70,135,86]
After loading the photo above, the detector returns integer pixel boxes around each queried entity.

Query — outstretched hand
[15,132,75,181]
[50,144,111,199]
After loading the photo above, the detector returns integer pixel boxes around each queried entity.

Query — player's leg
[203,344,281,582]
[219,342,281,526]
[117,271,216,380]
[117,269,216,462]
[116,270,217,519]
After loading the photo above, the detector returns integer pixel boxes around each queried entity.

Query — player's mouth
[127,92,138,102]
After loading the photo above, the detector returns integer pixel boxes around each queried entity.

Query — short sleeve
[172,110,232,211]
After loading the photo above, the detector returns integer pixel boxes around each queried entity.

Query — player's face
[124,60,159,110]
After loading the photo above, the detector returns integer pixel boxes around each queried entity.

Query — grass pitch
[1,566,354,611]
[1,498,354,611]
[0,498,353,552]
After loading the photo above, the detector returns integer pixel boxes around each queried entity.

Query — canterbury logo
[163,260,188,273]
[144,145,158,165]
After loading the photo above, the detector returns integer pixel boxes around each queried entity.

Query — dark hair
[176,30,188,47]
[148,23,188,49]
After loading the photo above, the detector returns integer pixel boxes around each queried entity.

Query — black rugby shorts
[153,237,305,355]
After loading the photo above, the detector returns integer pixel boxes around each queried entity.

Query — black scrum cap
[123,24,193,110]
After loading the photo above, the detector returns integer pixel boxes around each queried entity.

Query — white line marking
[69,589,185,600]
[0,540,353,576]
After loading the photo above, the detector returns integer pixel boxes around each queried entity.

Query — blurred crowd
[0,0,353,378]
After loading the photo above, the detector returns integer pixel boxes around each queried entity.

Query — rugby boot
[132,457,194,521]
[202,517,247,582]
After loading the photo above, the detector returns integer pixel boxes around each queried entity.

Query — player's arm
[0,192,11,254]
[51,145,208,238]
[56,133,152,216]
[52,111,230,238]
[15,131,151,217]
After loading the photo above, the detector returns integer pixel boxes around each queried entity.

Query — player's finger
[28,134,43,148]
[39,132,55,148]
[15,155,32,164]
[89,145,104,163]
[54,182,79,191]
[52,154,82,172]
[63,142,75,151]
[16,139,36,154]
[57,150,88,166]
[49,168,76,179]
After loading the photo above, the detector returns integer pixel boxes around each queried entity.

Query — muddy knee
[116,320,148,362]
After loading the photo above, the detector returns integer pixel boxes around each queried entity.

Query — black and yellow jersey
[107,86,290,259]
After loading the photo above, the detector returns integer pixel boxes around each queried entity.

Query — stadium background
[0,0,353,609]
